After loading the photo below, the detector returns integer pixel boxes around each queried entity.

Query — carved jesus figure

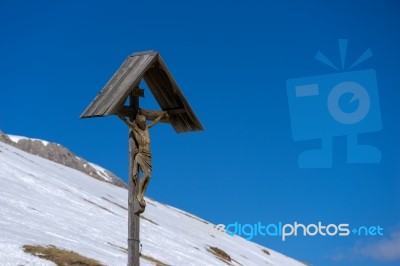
[118,111,168,208]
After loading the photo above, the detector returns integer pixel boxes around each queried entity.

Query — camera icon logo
[286,39,382,168]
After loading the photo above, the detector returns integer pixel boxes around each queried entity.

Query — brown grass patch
[104,243,169,265]
[106,242,127,253]
[82,198,116,215]
[23,244,103,266]
[207,246,232,265]
[140,253,170,266]
[28,207,39,212]
[140,215,159,226]
[145,200,157,207]
[180,211,209,224]
[261,248,270,255]
[101,197,128,210]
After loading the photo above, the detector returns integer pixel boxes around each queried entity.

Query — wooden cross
[80,51,203,266]
[127,90,143,265]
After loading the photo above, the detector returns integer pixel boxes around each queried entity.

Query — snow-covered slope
[0,140,305,266]
[0,132,126,188]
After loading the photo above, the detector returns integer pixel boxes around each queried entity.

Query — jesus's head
[136,114,146,129]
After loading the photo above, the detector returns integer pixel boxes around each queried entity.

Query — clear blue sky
[1,1,399,265]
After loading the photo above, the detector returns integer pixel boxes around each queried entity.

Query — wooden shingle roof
[80,51,203,133]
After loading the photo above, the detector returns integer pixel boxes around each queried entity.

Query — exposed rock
[0,131,127,189]
[0,130,13,145]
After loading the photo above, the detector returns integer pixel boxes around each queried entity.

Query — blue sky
[1,1,399,265]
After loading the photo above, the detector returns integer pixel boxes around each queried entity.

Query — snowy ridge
[0,132,126,188]
[8,134,50,146]
[0,140,305,266]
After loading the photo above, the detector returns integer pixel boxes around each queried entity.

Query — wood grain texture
[128,93,141,266]
[80,51,203,133]
[119,107,186,124]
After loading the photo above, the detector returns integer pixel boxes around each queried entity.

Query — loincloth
[134,149,152,172]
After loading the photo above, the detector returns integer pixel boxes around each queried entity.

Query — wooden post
[80,51,204,265]
[128,91,140,266]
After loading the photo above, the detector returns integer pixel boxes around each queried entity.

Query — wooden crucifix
[80,51,203,266]
[119,90,170,265]
[117,107,168,211]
